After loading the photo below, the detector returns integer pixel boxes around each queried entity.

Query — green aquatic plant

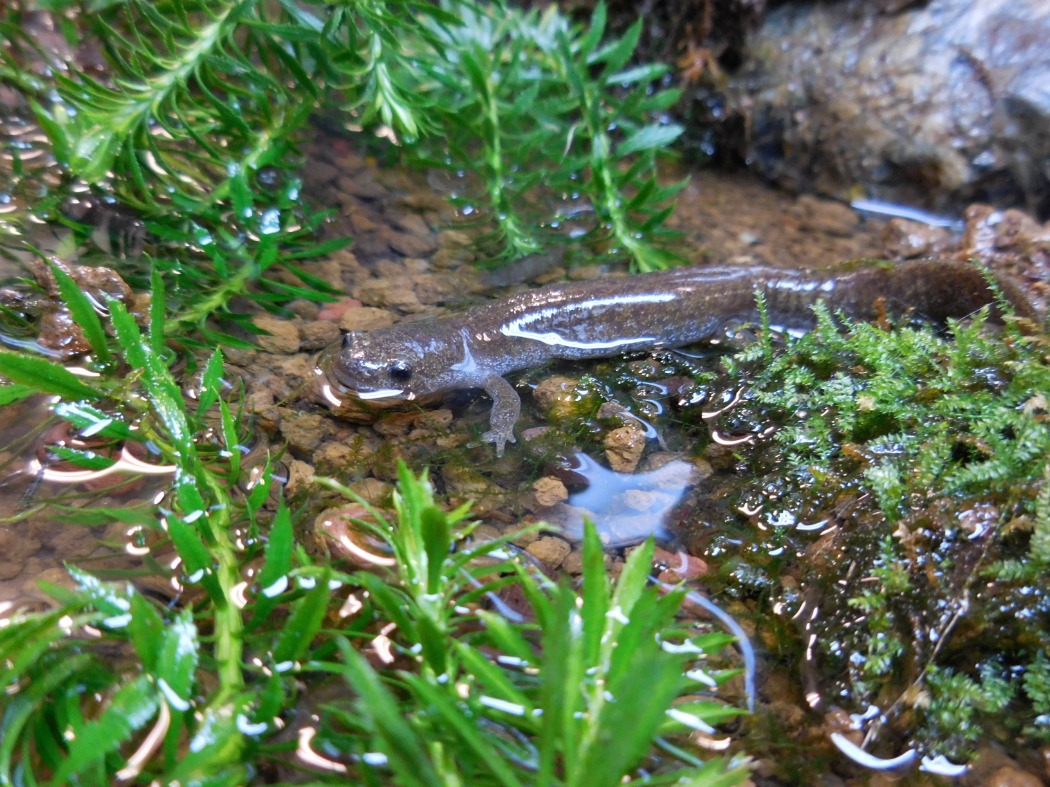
[413,2,683,269]
[2,0,682,276]
[0,280,748,782]
[725,301,1050,759]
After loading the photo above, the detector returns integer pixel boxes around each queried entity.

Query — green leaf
[195,349,226,416]
[661,700,746,733]
[0,383,34,405]
[273,575,330,665]
[402,674,526,787]
[155,610,198,706]
[334,638,444,787]
[50,674,159,785]
[53,401,133,440]
[593,17,641,74]
[257,497,293,596]
[580,519,610,662]
[0,652,95,782]
[128,592,166,671]
[149,267,167,359]
[618,123,683,156]
[0,351,103,401]
[48,261,113,365]
[109,299,198,474]
[166,702,249,785]
[68,567,134,627]
[420,506,451,595]
[47,445,115,470]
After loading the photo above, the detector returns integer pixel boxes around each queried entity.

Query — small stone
[984,766,1043,787]
[442,465,496,498]
[393,213,431,238]
[386,230,437,258]
[347,210,379,234]
[415,408,454,429]
[412,273,455,305]
[653,547,708,581]
[567,264,606,281]
[373,412,416,437]
[533,476,569,508]
[433,246,476,268]
[561,549,585,574]
[354,278,424,313]
[596,401,631,425]
[285,459,316,497]
[352,233,391,258]
[318,297,362,322]
[881,218,951,258]
[0,526,40,580]
[533,376,600,421]
[253,314,300,354]
[437,229,473,249]
[509,525,540,548]
[337,174,388,200]
[312,441,357,472]
[298,259,344,290]
[604,425,646,472]
[339,306,397,332]
[526,536,571,569]
[223,346,257,366]
[276,355,317,390]
[793,194,857,237]
[244,386,275,411]
[300,320,341,350]
[348,477,393,505]
[280,412,332,454]
[287,299,321,321]
[302,158,340,185]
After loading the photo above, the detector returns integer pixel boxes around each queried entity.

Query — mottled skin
[332,260,1035,455]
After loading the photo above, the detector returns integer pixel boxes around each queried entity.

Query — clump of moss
[723,303,1050,759]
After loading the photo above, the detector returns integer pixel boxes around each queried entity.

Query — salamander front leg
[482,375,520,457]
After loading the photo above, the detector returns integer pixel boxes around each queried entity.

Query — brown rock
[354,278,424,313]
[653,547,708,581]
[393,213,431,238]
[983,766,1043,787]
[0,526,40,581]
[347,477,393,506]
[339,306,396,332]
[298,259,344,290]
[562,549,585,574]
[285,459,316,497]
[881,218,952,259]
[526,536,571,570]
[280,412,332,454]
[337,174,388,200]
[253,314,301,354]
[604,425,646,472]
[792,194,857,237]
[533,476,569,508]
[300,320,340,350]
[533,376,599,421]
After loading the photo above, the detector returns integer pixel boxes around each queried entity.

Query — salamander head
[331,330,431,402]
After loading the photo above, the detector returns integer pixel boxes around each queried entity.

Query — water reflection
[537,452,694,548]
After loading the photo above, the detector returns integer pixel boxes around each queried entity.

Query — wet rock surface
[719,0,1050,219]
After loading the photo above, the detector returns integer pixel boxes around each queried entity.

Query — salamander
[329,260,1036,455]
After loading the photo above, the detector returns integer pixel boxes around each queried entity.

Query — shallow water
[3,121,1048,783]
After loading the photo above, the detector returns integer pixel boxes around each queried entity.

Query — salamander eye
[387,360,413,382]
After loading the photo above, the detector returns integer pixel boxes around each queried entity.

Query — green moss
[727,301,1050,758]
